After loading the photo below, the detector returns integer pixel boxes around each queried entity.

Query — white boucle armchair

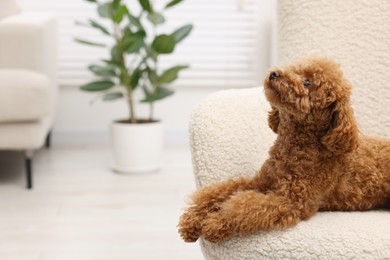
[189,0,390,258]
[190,88,390,260]
[0,0,57,189]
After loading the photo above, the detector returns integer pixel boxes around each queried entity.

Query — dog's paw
[201,212,234,243]
[178,212,201,242]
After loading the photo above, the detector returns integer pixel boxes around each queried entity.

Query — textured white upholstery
[0,13,58,84]
[0,0,20,20]
[0,118,51,150]
[190,88,390,259]
[200,211,390,259]
[277,0,390,137]
[0,9,57,150]
[0,70,50,123]
[190,88,274,188]
[191,0,390,258]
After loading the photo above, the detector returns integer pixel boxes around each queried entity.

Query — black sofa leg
[25,150,33,189]
[45,131,52,148]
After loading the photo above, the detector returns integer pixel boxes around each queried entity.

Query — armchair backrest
[277,0,390,137]
[0,0,20,20]
[190,1,390,189]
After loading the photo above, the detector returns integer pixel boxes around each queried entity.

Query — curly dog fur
[178,56,390,243]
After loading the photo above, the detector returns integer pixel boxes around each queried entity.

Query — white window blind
[18,0,261,88]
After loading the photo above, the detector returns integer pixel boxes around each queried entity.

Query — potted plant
[76,0,193,172]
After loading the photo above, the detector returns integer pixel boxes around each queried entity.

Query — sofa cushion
[0,0,20,20]
[0,69,51,123]
[0,117,51,150]
[200,211,390,260]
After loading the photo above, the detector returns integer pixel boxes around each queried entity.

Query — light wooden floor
[0,137,204,260]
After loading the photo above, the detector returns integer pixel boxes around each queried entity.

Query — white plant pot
[110,120,163,173]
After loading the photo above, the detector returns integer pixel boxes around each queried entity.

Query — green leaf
[84,0,97,3]
[75,38,106,47]
[158,65,188,84]
[165,0,183,9]
[138,0,153,13]
[80,80,115,91]
[125,39,144,53]
[75,20,111,35]
[121,38,136,49]
[147,12,165,25]
[121,30,145,53]
[141,86,174,103]
[113,5,128,23]
[103,92,124,101]
[145,45,158,61]
[88,64,117,77]
[152,34,176,54]
[133,30,147,38]
[130,69,142,89]
[89,19,110,35]
[102,59,120,66]
[113,0,121,8]
[123,27,132,38]
[128,14,144,30]
[98,3,112,18]
[111,46,121,63]
[172,24,193,43]
[146,68,158,84]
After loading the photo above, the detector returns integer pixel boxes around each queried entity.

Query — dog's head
[263,56,359,153]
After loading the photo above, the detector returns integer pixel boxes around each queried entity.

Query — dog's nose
[269,71,280,80]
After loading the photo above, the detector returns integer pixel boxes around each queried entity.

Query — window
[18,0,261,88]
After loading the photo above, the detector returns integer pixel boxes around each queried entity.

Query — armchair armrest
[0,12,58,84]
[189,87,276,188]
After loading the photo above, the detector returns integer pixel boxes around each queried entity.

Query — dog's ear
[321,99,359,153]
[268,106,280,133]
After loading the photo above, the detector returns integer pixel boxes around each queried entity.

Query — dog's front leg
[201,190,318,243]
[178,177,255,242]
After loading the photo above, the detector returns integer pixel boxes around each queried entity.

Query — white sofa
[0,0,58,189]
[189,0,390,258]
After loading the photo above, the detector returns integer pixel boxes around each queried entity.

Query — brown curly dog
[178,56,390,243]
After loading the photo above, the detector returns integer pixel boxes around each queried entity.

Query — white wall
[53,1,277,142]
[55,87,215,142]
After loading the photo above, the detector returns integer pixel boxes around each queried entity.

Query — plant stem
[127,91,136,123]
[114,24,136,123]
[149,103,154,121]
[149,22,158,122]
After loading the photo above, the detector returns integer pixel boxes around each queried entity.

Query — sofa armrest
[0,12,58,85]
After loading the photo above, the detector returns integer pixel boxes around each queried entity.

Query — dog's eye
[304,80,311,88]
